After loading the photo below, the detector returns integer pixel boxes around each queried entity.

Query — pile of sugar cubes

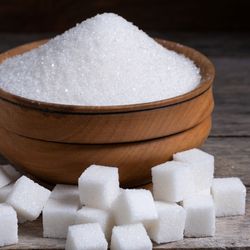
[0,148,246,249]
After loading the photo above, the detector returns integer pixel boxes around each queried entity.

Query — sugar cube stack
[212,177,246,217]
[148,202,186,243]
[78,165,120,210]
[111,223,152,250]
[75,206,114,241]
[152,161,195,202]
[113,189,158,228]
[43,184,80,238]
[0,204,18,247]
[183,195,215,237]
[65,223,108,250]
[6,176,51,221]
[173,148,214,192]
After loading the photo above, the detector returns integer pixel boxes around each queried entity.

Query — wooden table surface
[0,32,249,249]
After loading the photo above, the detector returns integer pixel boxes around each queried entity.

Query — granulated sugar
[0,13,201,106]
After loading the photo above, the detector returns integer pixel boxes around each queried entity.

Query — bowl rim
[0,38,215,114]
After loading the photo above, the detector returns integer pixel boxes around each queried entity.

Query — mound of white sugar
[0,13,201,106]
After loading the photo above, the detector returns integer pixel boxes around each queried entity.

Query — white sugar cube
[111,223,152,250]
[43,184,80,238]
[65,223,108,250]
[148,201,186,243]
[0,184,27,224]
[1,164,21,180]
[75,206,114,240]
[0,204,18,247]
[6,176,50,221]
[113,189,157,228]
[173,148,214,192]
[78,165,120,209]
[152,161,195,202]
[183,195,215,237]
[211,177,246,217]
[0,184,13,203]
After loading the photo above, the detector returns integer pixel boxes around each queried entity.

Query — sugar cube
[173,148,214,192]
[1,164,21,180]
[113,189,157,228]
[111,223,152,250]
[65,223,108,250]
[183,195,215,237]
[148,201,186,243]
[43,184,80,238]
[75,206,114,240]
[211,177,246,217]
[6,176,51,221]
[0,184,27,224]
[0,203,18,247]
[152,161,195,202]
[78,165,120,209]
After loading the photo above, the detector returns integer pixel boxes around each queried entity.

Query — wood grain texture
[0,117,211,187]
[211,57,250,136]
[202,138,250,186]
[0,137,249,187]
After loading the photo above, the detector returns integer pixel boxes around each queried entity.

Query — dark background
[0,0,249,33]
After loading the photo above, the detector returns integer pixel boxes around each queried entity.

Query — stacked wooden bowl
[0,39,215,187]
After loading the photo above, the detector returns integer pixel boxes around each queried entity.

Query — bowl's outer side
[0,117,211,187]
[0,39,215,144]
[0,87,213,144]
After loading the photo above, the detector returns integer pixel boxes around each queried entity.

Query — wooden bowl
[0,39,215,187]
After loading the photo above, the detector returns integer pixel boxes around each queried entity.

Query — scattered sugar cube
[78,165,120,209]
[65,223,108,250]
[111,223,152,250]
[113,189,157,228]
[6,176,51,221]
[75,206,114,241]
[0,203,18,247]
[152,161,195,202]
[1,164,21,180]
[43,184,80,238]
[183,195,215,237]
[0,183,13,203]
[211,177,246,217]
[148,201,186,244]
[173,148,214,192]
[0,184,27,224]
[0,166,12,188]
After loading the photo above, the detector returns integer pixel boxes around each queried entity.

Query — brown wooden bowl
[0,39,214,144]
[0,117,211,187]
[0,38,215,186]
